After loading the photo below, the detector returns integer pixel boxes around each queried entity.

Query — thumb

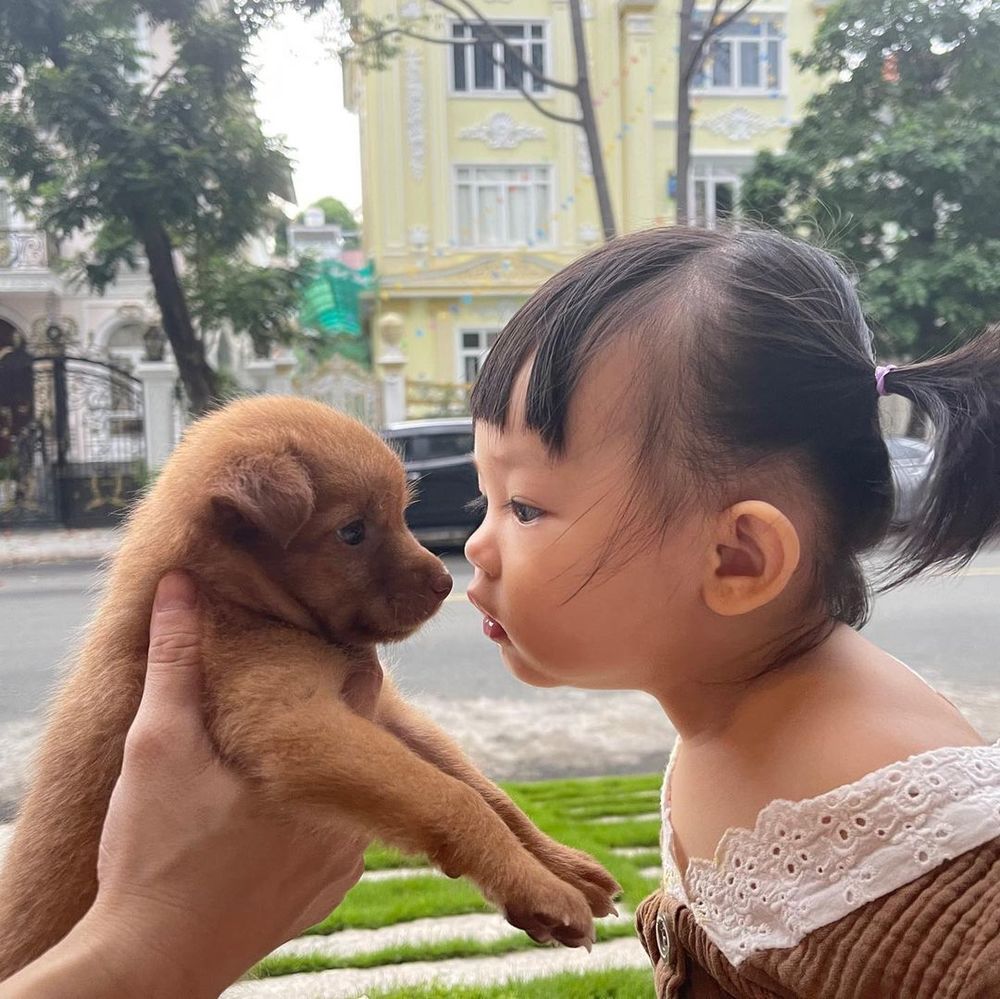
[138,572,202,720]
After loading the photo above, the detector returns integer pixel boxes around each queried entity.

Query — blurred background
[1,1,999,994]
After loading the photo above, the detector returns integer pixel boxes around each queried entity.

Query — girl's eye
[337,520,366,546]
[511,500,543,524]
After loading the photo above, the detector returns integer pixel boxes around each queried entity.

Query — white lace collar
[660,740,1000,967]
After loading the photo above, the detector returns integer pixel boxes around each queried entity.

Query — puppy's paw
[530,841,621,918]
[499,867,595,950]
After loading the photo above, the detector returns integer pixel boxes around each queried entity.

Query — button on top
[655,911,673,963]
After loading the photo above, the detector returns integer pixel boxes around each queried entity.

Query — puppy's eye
[337,520,366,546]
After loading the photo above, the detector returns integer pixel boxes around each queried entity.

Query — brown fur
[0,397,619,980]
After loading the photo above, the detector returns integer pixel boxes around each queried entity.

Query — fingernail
[154,572,197,611]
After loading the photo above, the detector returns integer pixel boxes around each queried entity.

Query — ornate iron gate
[0,348,147,529]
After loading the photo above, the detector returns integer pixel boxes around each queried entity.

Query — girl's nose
[465,520,498,578]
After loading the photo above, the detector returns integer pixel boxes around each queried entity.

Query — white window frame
[457,329,499,384]
[449,20,551,97]
[452,165,554,249]
[690,12,786,96]
[689,157,752,229]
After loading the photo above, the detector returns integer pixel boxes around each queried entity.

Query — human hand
[83,572,367,997]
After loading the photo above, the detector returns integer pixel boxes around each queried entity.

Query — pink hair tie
[875,364,897,397]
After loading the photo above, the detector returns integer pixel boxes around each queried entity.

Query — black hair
[471,226,1000,629]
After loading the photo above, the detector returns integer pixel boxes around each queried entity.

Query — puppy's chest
[200,616,382,720]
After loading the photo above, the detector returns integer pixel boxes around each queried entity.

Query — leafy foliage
[184,253,317,359]
[740,0,1000,359]
[0,0,327,408]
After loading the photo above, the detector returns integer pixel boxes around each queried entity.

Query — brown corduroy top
[635,836,1000,998]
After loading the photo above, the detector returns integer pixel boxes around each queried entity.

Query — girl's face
[465,358,709,693]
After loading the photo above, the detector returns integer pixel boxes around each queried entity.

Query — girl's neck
[649,617,847,746]
[658,621,983,763]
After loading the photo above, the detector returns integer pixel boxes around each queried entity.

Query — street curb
[0,531,121,569]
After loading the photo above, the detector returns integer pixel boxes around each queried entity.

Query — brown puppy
[0,396,619,981]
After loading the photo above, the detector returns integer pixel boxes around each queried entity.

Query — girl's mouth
[482,615,509,643]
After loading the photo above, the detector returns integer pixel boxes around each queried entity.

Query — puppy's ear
[211,452,315,549]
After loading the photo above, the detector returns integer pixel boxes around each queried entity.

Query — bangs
[470,228,720,454]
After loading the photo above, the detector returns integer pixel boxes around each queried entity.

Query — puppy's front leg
[375,679,620,916]
[218,692,595,948]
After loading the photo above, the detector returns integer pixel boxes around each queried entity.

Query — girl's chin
[501,648,564,688]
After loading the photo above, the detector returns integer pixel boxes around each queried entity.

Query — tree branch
[139,56,182,112]
[710,0,757,37]
[352,24,459,48]
[349,3,583,125]
[428,0,579,94]
[683,0,756,87]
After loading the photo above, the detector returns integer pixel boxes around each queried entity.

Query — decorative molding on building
[408,225,430,249]
[700,106,782,142]
[380,253,561,291]
[405,49,425,181]
[400,0,423,17]
[624,14,655,34]
[578,223,600,245]
[459,112,545,150]
[577,131,593,176]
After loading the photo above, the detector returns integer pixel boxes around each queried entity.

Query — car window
[387,430,473,461]
[422,432,474,459]
[385,435,410,461]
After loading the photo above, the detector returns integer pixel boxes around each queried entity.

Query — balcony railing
[0,227,48,269]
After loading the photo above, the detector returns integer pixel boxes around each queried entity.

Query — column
[135,359,179,470]
[376,313,407,426]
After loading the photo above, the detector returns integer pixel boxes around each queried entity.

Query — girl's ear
[702,501,801,616]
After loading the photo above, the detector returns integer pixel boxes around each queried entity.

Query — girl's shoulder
[640,824,1000,998]
[654,740,1000,996]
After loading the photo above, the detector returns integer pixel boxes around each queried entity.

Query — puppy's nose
[430,571,453,598]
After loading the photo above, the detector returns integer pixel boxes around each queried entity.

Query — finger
[297,855,366,931]
[137,572,202,721]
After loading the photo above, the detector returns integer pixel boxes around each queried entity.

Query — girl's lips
[468,592,509,644]
[482,615,509,643]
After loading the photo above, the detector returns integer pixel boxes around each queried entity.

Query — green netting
[299,259,375,338]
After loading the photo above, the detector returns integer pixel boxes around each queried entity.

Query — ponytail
[883,325,1000,586]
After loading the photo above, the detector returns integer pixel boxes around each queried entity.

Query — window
[690,159,751,229]
[455,166,552,247]
[692,13,783,93]
[395,432,474,462]
[451,22,547,94]
[459,329,498,384]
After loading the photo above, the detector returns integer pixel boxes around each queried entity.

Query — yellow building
[346,0,832,416]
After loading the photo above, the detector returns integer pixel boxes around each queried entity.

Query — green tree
[183,253,317,360]
[309,195,356,231]
[0,0,317,413]
[740,0,1000,360]
[275,194,359,255]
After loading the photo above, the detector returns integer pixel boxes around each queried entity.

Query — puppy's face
[203,402,451,645]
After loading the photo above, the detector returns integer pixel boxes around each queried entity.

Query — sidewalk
[0,528,121,568]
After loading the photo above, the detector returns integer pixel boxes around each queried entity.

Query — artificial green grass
[306,875,490,934]
[366,967,656,998]
[296,771,662,941]
[253,919,637,978]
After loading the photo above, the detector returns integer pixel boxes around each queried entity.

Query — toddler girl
[465,226,1000,997]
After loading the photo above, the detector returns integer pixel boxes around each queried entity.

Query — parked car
[382,418,481,546]
[887,435,933,525]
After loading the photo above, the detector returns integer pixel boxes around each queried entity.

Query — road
[2,550,1000,816]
